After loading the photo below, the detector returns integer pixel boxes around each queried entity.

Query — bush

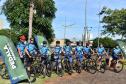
[93,37,117,48]
[0,29,19,45]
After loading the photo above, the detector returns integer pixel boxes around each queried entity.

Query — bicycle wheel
[75,61,81,73]
[99,61,106,73]
[56,62,64,77]
[0,63,9,79]
[72,58,76,70]
[46,61,52,77]
[26,67,36,83]
[1,68,9,79]
[114,60,124,73]
[88,59,97,74]
[82,59,87,70]
[68,63,73,75]
[40,64,46,78]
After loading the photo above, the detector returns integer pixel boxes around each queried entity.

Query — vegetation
[93,37,117,48]
[0,29,18,45]
[1,0,57,43]
[101,8,126,39]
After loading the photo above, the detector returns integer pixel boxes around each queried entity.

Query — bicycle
[51,55,64,77]
[25,56,37,83]
[0,63,9,79]
[74,57,82,73]
[97,57,107,73]
[82,54,97,74]
[110,56,124,73]
[39,55,52,78]
[62,56,73,75]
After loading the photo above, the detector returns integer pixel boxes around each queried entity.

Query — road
[45,70,126,84]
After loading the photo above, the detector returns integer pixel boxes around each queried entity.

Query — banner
[116,40,126,58]
[34,35,48,49]
[0,35,28,84]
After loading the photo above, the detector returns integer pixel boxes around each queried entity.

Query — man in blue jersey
[75,42,83,63]
[109,46,123,68]
[39,41,50,62]
[17,35,26,64]
[112,46,123,60]
[25,38,37,66]
[83,43,94,59]
[96,44,107,69]
[63,41,73,70]
[63,41,73,63]
[52,41,62,70]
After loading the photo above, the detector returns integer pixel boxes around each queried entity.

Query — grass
[0,73,58,84]
[1,59,126,84]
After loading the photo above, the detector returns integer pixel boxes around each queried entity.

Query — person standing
[17,35,27,64]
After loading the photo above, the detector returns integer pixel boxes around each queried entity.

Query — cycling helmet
[76,42,79,45]
[86,43,89,46]
[66,40,71,45]
[19,35,26,40]
[43,41,47,44]
[56,41,60,44]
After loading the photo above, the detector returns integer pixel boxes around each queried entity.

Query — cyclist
[63,41,73,71]
[75,42,83,64]
[25,38,37,67]
[52,41,62,70]
[39,41,50,63]
[17,35,27,64]
[96,44,107,69]
[109,46,123,68]
[83,43,94,59]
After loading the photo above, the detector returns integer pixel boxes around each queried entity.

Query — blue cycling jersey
[113,48,121,56]
[63,45,72,55]
[54,46,62,55]
[83,46,91,54]
[17,42,26,56]
[39,45,49,56]
[75,46,83,55]
[26,43,36,54]
[97,47,105,55]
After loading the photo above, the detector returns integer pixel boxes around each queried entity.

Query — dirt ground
[44,70,126,84]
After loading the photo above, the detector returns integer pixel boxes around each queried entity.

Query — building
[50,39,65,47]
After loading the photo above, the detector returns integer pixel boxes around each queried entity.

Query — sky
[0,0,126,40]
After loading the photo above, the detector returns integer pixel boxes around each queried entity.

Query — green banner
[0,35,28,84]
[116,40,126,58]
[35,35,47,48]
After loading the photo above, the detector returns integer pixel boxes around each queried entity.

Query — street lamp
[63,17,75,40]
[97,6,106,47]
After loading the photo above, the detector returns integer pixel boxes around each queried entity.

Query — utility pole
[64,17,66,40]
[83,0,87,46]
[63,17,75,40]
[98,13,100,47]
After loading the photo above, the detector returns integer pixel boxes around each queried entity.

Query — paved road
[45,70,126,84]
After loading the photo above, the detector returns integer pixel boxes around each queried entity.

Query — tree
[101,8,126,39]
[93,37,117,48]
[0,29,19,45]
[2,0,57,43]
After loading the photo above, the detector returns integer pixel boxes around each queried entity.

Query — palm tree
[9,0,44,41]
[28,0,43,41]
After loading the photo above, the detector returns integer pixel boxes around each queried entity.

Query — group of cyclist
[17,35,123,72]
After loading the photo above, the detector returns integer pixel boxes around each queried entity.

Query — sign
[0,35,28,84]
